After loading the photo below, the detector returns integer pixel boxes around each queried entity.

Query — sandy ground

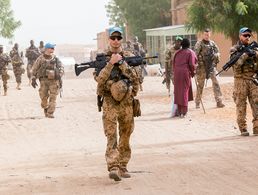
[0,70,258,195]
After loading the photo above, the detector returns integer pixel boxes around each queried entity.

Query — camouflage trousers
[27,63,33,79]
[195,66,222,104]
[233,78,258,131]
[102,96,134,171]
[12,63,23,83]
[39,78,59,115]
[165,62,172,91]
[0,69,9,92]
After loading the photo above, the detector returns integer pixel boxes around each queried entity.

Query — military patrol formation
[0,26,258,181]
[0,40,64,118]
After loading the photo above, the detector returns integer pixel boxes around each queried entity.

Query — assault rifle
[203,48,215,80]
[216,41,258,76]
[75,53,158,76]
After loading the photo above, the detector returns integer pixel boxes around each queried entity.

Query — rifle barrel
[216,69,224,76]
[144,55,158,59]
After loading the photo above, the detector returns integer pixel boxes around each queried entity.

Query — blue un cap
[44,42,56,49]
[239,27,252,34]
[108,27,123,36]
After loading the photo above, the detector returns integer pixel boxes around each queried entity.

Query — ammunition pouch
[46,69,55,80]
[133,98,141,117]
[55,69,61,80]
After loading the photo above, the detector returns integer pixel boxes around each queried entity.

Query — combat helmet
[111,80,129,101]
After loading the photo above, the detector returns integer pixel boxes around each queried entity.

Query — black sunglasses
[110,36,122,41]
[242,34,251,38]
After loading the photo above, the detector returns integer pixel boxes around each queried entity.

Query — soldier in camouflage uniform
[231,27,258,136]
[10,43,24,90]
[31,43,64,118]
[25,40,40,84]
[194,29,225,108]
[94,27,139,181]
[164,36,182,96]
[132,37,146,91]
[124,41,134,53]
[0,45,11,96]
[39,41,45,54]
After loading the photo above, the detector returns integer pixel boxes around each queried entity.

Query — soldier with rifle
[31,43,64,118]
[0,45,11,96]
[222,27,258,136]
[25,40,41,85]
[75,27,157,181]
[194,28,225,109]
[10,43,24,90]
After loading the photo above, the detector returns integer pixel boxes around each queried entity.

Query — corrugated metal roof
[144,25,195,36]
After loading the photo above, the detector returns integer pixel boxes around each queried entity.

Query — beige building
[96,30,109,53]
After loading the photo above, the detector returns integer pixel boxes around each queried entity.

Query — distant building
[55,44,96,63]
[144,25,197,66]
[97,30,109,52]
[145,0,257,74]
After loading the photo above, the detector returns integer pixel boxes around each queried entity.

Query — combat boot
[240,129,249,136]
[217,101,225,108]
[44,108,48,117]
[253,127,258,136]
[16,83,21,90]
[47,113,55,118]
[196,102,200,109]
[120,167,131,178]
[109,167,121,181]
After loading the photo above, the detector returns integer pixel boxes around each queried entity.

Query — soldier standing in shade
[25,40,40,85]
[10,43,24,90]
[230,27,258,136]
[0,45,11,96]
[194,28,225,108]
[31,43,64,118]
[164,36,183,96]
[94,27,140,181]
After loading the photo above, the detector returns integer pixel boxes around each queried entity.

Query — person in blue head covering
[230,27,258,136]
[31,42,64,118]
[93,27,140,181]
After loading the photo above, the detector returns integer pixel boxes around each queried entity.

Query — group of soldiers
[164,27,258,137]
[0,40,64,119]
[165,28,225,108]
[0,40,44,95]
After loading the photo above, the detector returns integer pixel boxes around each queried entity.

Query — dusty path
[0,72,258,195]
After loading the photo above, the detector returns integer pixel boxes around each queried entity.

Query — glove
[31,78,38,88]
[245,49,256,57]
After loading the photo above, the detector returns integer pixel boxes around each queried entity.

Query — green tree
[186,0,258,45]
[106,0,171,43]
[0,0,21,39]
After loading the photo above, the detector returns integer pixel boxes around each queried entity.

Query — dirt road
[0,72,258,195]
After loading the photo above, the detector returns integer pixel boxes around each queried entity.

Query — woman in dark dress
[173,38,197,117]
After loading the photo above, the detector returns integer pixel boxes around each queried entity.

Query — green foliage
[0,0,21,39]
[186,0,258,44]
[106,0,171,43]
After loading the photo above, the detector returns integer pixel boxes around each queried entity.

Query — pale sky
[1,0,110,47]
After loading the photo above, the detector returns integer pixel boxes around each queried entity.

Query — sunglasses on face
[110,36,122,41]
[242,34,251,38]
